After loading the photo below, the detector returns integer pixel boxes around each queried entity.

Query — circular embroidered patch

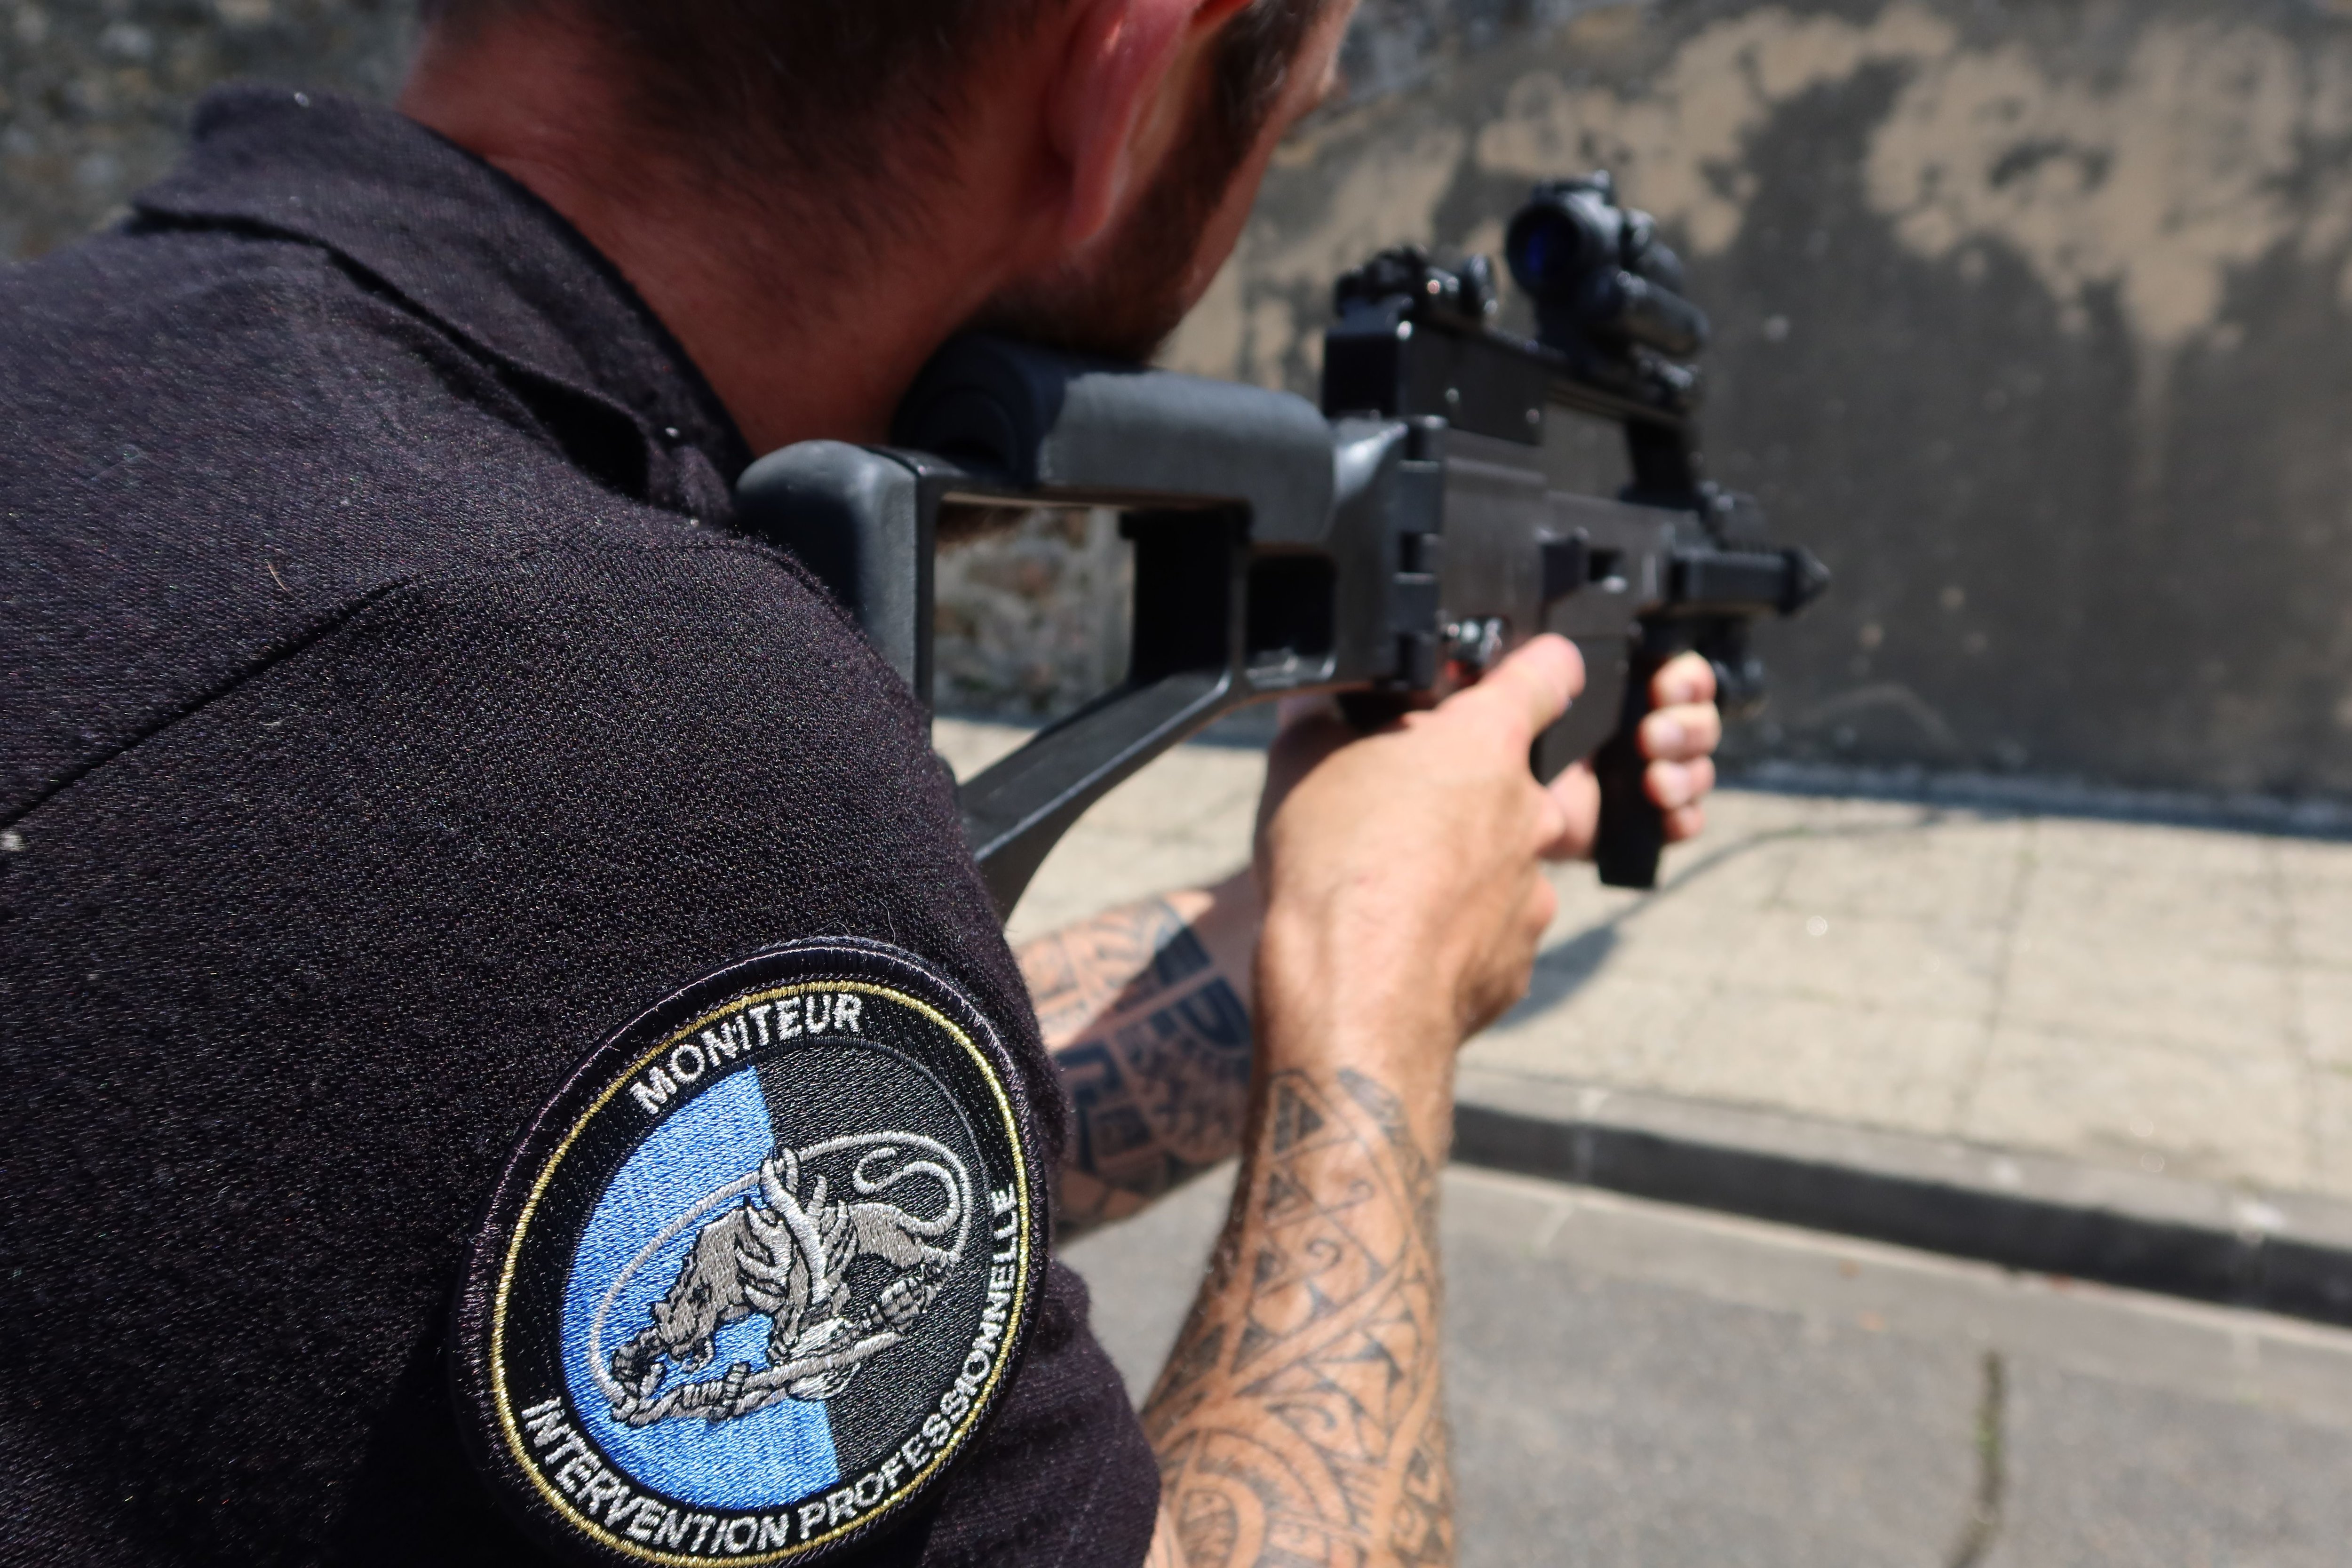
[451,940,1042,1565]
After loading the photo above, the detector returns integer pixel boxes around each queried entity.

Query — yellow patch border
[486,978,1032,1564]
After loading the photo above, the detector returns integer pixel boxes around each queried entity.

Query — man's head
[970,0,1344,361]
[408,0,1348,434]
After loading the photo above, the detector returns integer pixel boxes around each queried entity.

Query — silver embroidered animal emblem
[589,1133,971,1427]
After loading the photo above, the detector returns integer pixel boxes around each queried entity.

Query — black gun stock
[734,175,1828,919]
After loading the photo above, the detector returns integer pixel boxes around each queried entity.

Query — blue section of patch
[561,1066,841,1508]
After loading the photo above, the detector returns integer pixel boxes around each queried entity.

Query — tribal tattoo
[1023,898,1255,1236]
[1143,1067,1455,1568]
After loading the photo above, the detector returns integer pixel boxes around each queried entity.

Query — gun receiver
[735,175,1828,918]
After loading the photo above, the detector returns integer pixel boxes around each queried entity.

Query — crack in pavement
[1945,1350,2008,1568]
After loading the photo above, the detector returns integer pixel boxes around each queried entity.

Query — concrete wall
[1176,0,2352,798]
[12,0,2352,797]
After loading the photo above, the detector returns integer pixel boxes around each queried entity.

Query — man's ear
[1044,0,1256,248]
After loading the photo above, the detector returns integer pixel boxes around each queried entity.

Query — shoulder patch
[451,939,1042,1564]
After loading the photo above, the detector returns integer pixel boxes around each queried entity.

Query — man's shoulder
[0,498,876,826]
[316,530,904,741]
[0,478,1033,1568]
[0,211,627,537]
[0,220,799,820]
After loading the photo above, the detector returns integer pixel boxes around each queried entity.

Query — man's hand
[1031,641,1726,1241]
[1037,637,1727,1563]
[1259,647,1723,875]
[1144,635,1621,1568]
[1254,636,1590,1062]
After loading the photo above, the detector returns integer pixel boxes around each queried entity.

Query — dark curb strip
[1451,1065,2352,1329]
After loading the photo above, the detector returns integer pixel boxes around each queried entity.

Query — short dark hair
[421,0,1330,202]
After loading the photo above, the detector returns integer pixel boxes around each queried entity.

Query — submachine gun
[737,173,1829,917]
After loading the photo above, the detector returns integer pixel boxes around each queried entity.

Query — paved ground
[935,718,2352,1204]
[1063,1165,2352,1568]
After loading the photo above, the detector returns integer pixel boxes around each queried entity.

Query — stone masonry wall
[0,0,412,262]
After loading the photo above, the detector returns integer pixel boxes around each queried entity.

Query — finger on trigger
[1457,633,1583,739]
[1651,651,1717,708]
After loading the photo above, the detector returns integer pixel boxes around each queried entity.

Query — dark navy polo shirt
[0,85,1156,1568]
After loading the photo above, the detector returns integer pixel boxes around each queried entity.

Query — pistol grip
[1593,661,1664,889]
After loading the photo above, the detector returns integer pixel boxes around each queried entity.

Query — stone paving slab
[934,717,2352,1205]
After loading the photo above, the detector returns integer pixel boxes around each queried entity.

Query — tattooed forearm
[1143,1066,1455,1568]
[1021,888,1259,1236]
